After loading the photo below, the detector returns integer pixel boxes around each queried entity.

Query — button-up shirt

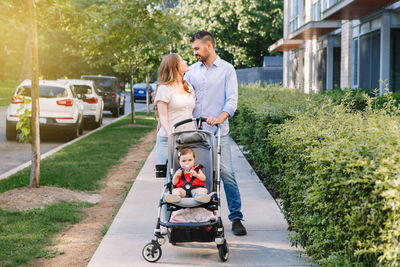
[184,56,238,136]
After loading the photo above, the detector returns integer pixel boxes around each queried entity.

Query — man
[184,30,247,236]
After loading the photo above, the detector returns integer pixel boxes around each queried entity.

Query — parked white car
[6,79,84,141]
[58,79,104,129]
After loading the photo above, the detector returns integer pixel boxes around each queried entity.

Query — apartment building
[269,0,400,94]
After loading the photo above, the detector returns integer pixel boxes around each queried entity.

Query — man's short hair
[190,31,215,48]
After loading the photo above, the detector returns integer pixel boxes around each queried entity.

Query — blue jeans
[220,135,243,221]
[156,135,168,165]
[156,135,169,223]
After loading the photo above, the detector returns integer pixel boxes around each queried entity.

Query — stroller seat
[166,192,216,207]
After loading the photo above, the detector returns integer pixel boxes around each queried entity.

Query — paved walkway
[88,137,313,266]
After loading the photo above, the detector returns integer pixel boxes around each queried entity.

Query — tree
[73,0,183,123]
[178,0,283,68]
[27,0,40,188]
[137,8,184,116]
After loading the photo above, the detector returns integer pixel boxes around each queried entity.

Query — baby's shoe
[194,194,211,203]
[165,194,182,203]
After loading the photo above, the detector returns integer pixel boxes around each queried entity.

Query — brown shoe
[232,219,247,236]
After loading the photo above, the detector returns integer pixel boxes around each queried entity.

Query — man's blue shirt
[184,56,238,136]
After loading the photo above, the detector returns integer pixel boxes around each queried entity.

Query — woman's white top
[154,84,196,137]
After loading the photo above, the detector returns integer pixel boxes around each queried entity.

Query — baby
[165,147,211,203]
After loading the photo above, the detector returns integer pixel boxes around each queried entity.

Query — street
[0,93,153,176]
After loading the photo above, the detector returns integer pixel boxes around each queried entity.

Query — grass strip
[0,112,156,266]
[0,201,92,267]
[0,113,156,192]
[0,80,18,106]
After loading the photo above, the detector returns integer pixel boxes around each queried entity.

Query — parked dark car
[133,83,156,102]
[81,75,125,117]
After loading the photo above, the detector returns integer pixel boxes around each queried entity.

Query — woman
[154,53,196,230]
[154,53,196,165]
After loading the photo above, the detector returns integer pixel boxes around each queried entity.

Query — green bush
[231,84,322,188]
[321,88,369,111]
[231,84,400,266]
[321,87,400,112]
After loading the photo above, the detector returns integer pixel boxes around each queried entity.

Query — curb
[0,113,131,181]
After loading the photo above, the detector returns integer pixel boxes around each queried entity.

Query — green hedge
[231,84,400,266]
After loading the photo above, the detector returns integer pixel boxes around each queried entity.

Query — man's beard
[198,53,209,63]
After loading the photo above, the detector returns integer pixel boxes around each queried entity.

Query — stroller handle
[173,117,212,131]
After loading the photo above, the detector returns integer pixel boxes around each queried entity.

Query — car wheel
[94,113,103,129]
[6,120,17,141]
[67,123,79,141]
[119,103,125,115]
[79,123,84,135]
[78,116,84,135]
[112,106,119,117]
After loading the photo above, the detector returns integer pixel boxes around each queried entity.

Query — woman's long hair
[157,53,190,93]
[153,53,190,115]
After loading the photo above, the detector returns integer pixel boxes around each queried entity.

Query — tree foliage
[0,0,281,80]
[0,0,114,81]
[178,0,283,68]
[71,0,182,78]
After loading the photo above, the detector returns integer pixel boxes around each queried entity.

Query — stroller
[142,117,229,263]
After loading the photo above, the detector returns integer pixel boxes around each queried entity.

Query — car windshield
[83,77,113,91]
[73,85,92,95]
[134,84,151,91]
[17,85,68,98]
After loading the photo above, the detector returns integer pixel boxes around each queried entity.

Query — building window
[317,48,327,91]
[359,31,381,91]
[391,29,400,92]
[289,0,299,32]
[313,0,321,21]
[352,38,359,87]
[323,0,340,10]
[391,13,400,27]
[333,47,341,88]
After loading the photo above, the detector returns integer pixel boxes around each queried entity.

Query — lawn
[0,80,18,106]
[0,113,157,266]
[0,201,92,267]
[0,113,157,193]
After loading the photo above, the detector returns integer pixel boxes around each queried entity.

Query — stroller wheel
[217,239,229,262]
[142,242,162,262]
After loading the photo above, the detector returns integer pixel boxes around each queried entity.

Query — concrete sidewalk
[88,137,313,266]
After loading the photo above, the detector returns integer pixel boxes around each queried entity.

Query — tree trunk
[28,0,40,188]
[130,74,135,124]
[146,72,150,117]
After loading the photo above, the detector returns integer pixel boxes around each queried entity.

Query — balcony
[268,39,304,52]
[289,20,342,40]
[323,0,397,20]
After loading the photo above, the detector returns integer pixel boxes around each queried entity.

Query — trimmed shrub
[231,84,322,190]
[231,84,400,266]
